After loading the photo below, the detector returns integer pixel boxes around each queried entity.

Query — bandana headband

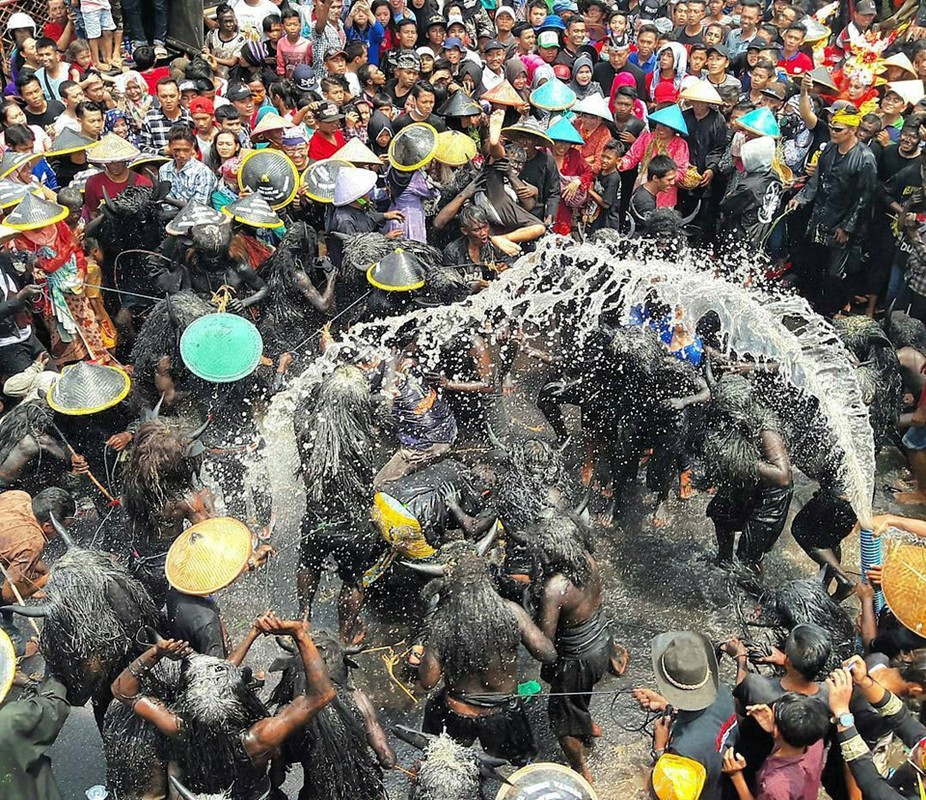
[831,108,861,128]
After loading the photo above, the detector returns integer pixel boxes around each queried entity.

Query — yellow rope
[210,284,236,313]
[382,646,419,703]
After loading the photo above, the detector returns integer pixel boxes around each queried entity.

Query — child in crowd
[589,140,622,233]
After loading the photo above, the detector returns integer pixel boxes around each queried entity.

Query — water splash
[263,235,874,529]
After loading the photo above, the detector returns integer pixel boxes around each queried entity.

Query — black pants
[0,333,49,379]
[708,484,794,565]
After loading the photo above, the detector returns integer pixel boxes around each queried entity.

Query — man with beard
[110,614,336,800]
[419,553,557,764]
[704,373,793,572]
[531,514,622,783]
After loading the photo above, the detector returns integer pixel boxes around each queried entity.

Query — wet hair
[513,21,532,36]
[529,513,593,587]
[647,153,677,180]
[371,92,392,112]
[784,623,832,680]
[167,123,196,145]
[3,123,35,148]
[774,692,830,748]
[32,487,76,524]
[133,45,156,71]
[183,56,214,82]
[76,100,103,119]
[345,39,366,62]
[412,81,435,99]
[460,204,488,230]
[896,649,926,687]
[358,64,378,86]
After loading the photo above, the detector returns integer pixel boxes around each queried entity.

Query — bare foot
[609,642,629,676]
[896,490,926,506]
[579,766,595,784]
[406,644,424,669]
[591,721,602,737]
[19,639,39,659]
[488,108,505,144]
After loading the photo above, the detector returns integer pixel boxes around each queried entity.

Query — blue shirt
[159,157,217,205]
[629,51,656,74]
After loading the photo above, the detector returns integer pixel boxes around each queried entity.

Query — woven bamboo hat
[882,538,926,635]
[0,180,39,210]
[679,79,723,106]
[48,128,98,156]
[87,132,141,164]
[388,122,439,172]
[0,150,40,179]
[481,79,524,108]
[5,193,69,231]
[250,111,290,142]
[434,130,477,166]
[165,517,253,595]
[47,362,131,414]
[221,192,283,228]
[165,201,227,236]
[333,137,383,166]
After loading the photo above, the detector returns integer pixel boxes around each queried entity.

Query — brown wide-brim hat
[651,631,719,712]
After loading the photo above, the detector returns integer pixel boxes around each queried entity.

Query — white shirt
[231,0,280,42]
[53,111,80,137]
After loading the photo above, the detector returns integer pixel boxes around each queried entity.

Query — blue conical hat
[546,116,584,145]
[648,103,688,136]
[529,78,577,111]
[737,106,780,139]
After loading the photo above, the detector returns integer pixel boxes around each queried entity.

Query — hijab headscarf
[103,108,139,145]
[367,111,393,155]
[116,70,152,133]
[457,61,484,99]
[568,55,603,100]
[650,42,687,101]
[531,64,555,90]
[505,57,529,100]
[612,72,648,121]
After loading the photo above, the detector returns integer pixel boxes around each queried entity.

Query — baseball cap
[395,16,418,29]
[395,51,422,70]
[856,0,877,13]
[293,64,317,92]
[745,38,767,51]
[225,83,253,101]
[189,97,215,116]
[426,13,445,28]
[495,5,515,19]
[179,80,197,93]
[706,44,730,59]
[315,101,342,123]
[538,30,560,49]
[761,82,786,100]
[324,46,347,61]
[417,46,436,58]
[442,36,464,51]
[484,39,506,52]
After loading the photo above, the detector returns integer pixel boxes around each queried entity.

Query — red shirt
[83,171,153,214]
[308,129,345,161]
[778,51,814,76]
[141,66,171,96]
[44,20,65,43]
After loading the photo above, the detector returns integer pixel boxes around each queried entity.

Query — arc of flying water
[263,235,874,538]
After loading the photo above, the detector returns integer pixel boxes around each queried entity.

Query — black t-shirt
[384,80,414,110]
[165,590,228,658]
[878,144,919,182]
[24,99,65,129]
[590,169,622,231]
[392,112,448,133]
[593,60,647,99]
[630,184,657,224]
[673,25,705,45]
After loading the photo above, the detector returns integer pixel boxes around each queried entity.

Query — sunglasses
[829,125,848,133]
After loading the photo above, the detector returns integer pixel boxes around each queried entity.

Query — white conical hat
[332,166,378,207]
[572,92,613,121]
[887,79,926,107]
[679,79,723,105]
[884,52,917,78]
[333,137,383,166]
[250,111,290,141]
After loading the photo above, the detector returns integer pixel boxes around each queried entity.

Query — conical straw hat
[366,249,427,291]
[250,111,290,141]
[0,150,40,179]
[679,79,723,105]
[808,66,838,94]
[388,122,439,172]
[434,130,477,166]
[165,517,253,595]
[884,52,917,78]
[481,79,524,108]
[887,79,926,106]
[333,137,383,166]
[438,90,482,117]
[237,149,300,209]
[46,362,131,415]
[221,192,283,228]
[572,92,613,120]
[737,106,781,138]
[86,132,141,163]
[649,103,688,136]
[130,152,170,170]
[4,193,69,231]
[302,158,353,203]
[530,78,577,111]
[502,117,553,146]
[0,179,39,209]
[545,116,584,145]
[333,165,378,206]
[48,128,98,156]
[882,538,926,635]
[497,762,599,800]
[165,201,227,236]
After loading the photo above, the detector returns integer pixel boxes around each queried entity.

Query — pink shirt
[277,36,312,78]
[757,740,825,800]
[619,131,690,209]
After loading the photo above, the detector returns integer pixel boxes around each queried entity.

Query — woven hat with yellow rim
[221,192,283,228]
[333,137,384,166]
[47,361,131,415]
[0,628,14,705]
[651,754,707,800]
[4,193,69,231]
[882,536,926,635]
[495,763,598,800]
[388,122,439,172]
[238,149,300,209]
[434,130,477,166]
[0,179,39,210]
[0,149,40,179]
[87,132,141,164]
[48,128,98,156]
[302,158,353,203]
[165,517,253,595]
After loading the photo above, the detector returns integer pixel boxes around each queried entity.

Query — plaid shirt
[139,107,193,154]
[311,21,345,76]
[905,226,926,296]
[159,158,217,205]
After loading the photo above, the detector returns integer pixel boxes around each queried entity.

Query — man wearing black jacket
[681,85,728,242]
[0,244,49,379]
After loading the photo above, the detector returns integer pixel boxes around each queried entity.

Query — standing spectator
[596,39,646,101]
[131,46,170,95]
[705,45,741,93]
[311,0,346,77]
[34,38,70,104]
[17,75,65,134]
[619,104,690,210]
[345,1,385,67]
[675,0,706,45]
[726,0,762,57]
[205,4,247,78]
[778,26,813,77]
[834,0,877,56]
[52,81,85,137]
[189,97,217,158]
[79,0,117,71]
[139,78,192,154]
[230,0,280,42]
[114,71,152,138]
[159,125,218,205]
[276,7,312,78]
[308,101,346,160]
[786,106,877,316]
[44,0,75,51]
[630,25,659,74]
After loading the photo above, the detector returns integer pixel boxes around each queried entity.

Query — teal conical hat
[180,313,264,383]
[737,106,780,139]
[545,116,584,145]
[648,103,688,136]
[529,78,576,111]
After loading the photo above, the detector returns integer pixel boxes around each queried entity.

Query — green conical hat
[180,313,264,383]
[529,78,576,111]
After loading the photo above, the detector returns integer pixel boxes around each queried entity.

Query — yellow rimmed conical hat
[433,130,477,166]
[165,516,253,595]
[86,132,141,164]
[882,537,926,635]
[388,122,439,172]
[372,492,434,559]
[0,628,14,705]
[496,762,598,799]
[46,361,131,414]
[47,128,98,156]
[333,137,383,166]
[0,150,40,179]
[4,193,69,231]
